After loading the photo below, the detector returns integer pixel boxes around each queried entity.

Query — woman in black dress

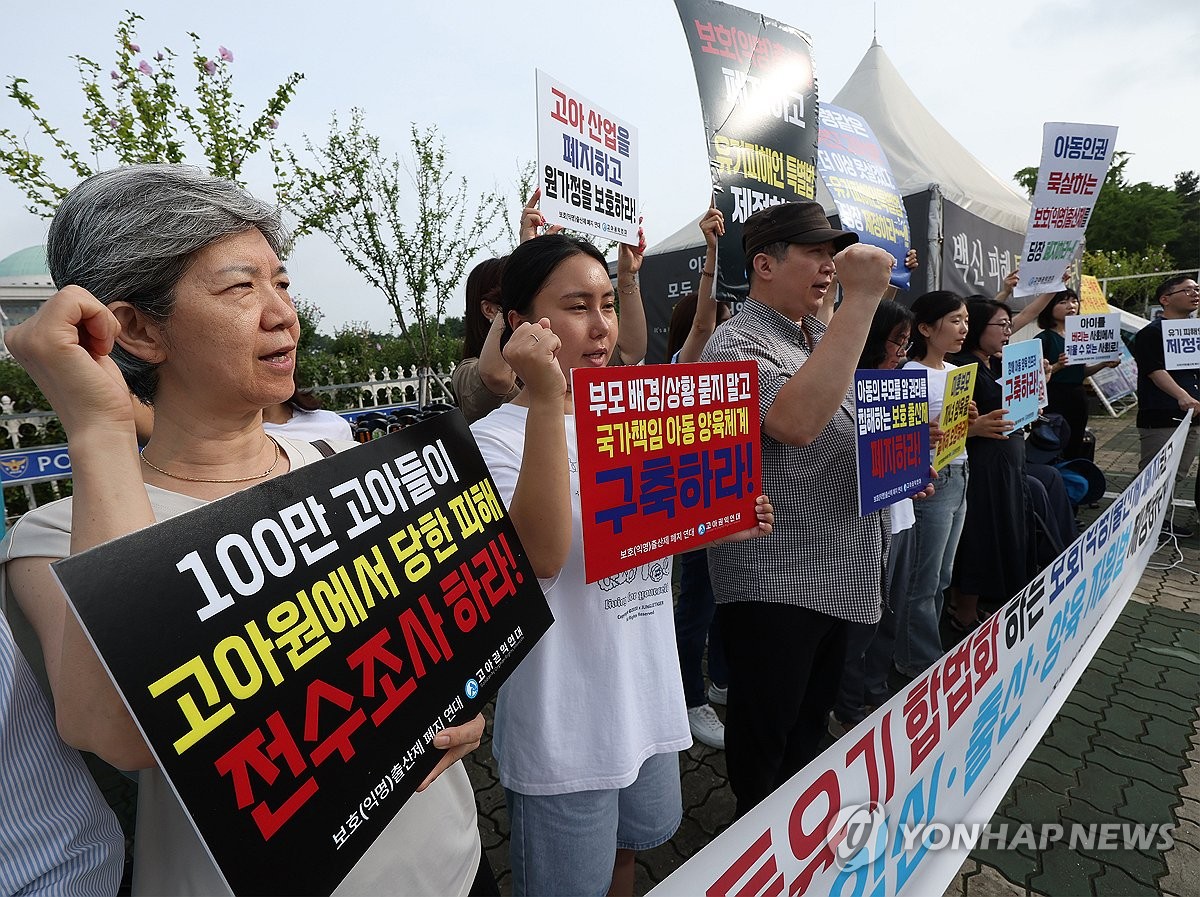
[949,299,1036,626]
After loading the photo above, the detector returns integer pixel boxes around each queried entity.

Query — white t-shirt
[471,404,691,795]
[903,359,966,467]
[0,436,480,897]
[890,498,915,534]
[263,406,354,442]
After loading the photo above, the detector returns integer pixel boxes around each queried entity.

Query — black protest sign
[53,412,553,896]
[673,0,820,297]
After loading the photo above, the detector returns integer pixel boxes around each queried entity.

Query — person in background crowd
[896,292,975,654]
[471,233,773,895]
[948,299,1035,628]
[453,189,648,424]
[1035,288,1119,459]
[0,165,493,896]
[262,385,354,441]
[700,200,896,818]
[829,299,924,737]
[0,613,124,897]
[666,201,731,750]
[1133,274,1200,537]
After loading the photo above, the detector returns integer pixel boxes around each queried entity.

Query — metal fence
[0,365,457,519]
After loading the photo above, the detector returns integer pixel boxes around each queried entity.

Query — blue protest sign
[817,103,911,289]
[1002,339,1043,428]
[853,370,931,516]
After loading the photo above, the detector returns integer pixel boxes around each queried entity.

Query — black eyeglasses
[1166,286,1200,298]
[986,320,1013,332]
[886,337,913,354]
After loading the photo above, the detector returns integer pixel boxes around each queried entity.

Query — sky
[2,0,1197,332]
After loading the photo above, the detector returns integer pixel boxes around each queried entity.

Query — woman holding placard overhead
[470,232,774,897]
[0,165,496,896]
[1035,288,1119,460]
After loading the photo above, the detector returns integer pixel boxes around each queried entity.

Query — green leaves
[0,10,303,217]
[280,113,505,367]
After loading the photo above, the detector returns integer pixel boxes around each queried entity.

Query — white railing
[0,364,459,516]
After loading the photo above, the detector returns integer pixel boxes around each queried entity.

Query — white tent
[640,40,1034,362]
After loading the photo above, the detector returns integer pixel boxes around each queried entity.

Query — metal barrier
[0,365,458,518]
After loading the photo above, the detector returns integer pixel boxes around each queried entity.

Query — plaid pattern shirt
[701,298,886,624]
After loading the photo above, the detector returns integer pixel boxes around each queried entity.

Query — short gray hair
[46,165,292,403]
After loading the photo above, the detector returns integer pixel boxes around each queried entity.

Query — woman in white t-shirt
[470,234,773,897]
[0,166,490,897]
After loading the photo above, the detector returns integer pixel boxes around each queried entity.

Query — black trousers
[1047,382,1089,460]
[717,601,848,819]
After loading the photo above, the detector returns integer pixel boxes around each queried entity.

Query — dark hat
[742,200,858,262]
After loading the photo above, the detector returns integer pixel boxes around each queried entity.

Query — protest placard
[572,361,761,583]
[1162,318,1200,370]
[649,416,1189,897]
[535,69,639,246]
[1015,123,1118,297]
[933,363,977,471]
[1002,339,1042,428]
[1064,313,1121,363]
[853,370,930,515]
[1078,275,1109,314]
[817,103,910,290]
[52,413,554,896]
[673,0,818,298]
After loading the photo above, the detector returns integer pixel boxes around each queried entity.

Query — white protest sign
[1064,313,1121,363]
[1015,123,1118,297]
[1162,318,1200,370]
[649,417,1189,897]
[536,70,640,246]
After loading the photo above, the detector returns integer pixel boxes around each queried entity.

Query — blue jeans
[895,463,968,676]
[835,523,914,723]
[505,752,682,896]
[674,548,727,707]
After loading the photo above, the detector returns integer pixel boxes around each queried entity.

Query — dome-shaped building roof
[0,245,52,285]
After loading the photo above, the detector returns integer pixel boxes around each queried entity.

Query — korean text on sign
[573,361,761,583]
[853,369,931,515]
[53,413,554,896]
[536,69,639,246]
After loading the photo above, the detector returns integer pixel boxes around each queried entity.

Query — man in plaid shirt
[702,201,897,817]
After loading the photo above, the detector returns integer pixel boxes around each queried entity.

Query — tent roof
[648,40,1031,256]
[826,40,1030,232]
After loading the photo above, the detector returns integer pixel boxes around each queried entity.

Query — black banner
[941,199,1024,300]
[674,0,820,298]
[53,413,553,896]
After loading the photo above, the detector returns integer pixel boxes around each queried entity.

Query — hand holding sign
[417,713,485,792]
[699,199,724,251]
[708,494,774,545]
[971,407,1013,439]
[518,188,563,243]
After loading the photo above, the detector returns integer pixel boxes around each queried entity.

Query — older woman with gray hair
[0,165,492,896]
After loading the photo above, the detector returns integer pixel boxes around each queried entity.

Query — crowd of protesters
[0,165,1196,897]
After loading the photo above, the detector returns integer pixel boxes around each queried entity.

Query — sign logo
[0,457,29,479]
[464,678,480,700]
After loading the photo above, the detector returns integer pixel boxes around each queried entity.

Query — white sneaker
[687,704,725,750]
[707,684,728,706]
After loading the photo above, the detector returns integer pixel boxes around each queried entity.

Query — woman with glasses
[829,300,920,735]
[948,299,1037,628]
[1035,289,1120,459]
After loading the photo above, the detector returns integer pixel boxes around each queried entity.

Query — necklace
[141,439,281,484]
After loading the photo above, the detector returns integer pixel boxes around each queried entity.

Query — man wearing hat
[701,200,896,817]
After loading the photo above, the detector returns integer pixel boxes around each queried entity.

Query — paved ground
[464,409,1200,896]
